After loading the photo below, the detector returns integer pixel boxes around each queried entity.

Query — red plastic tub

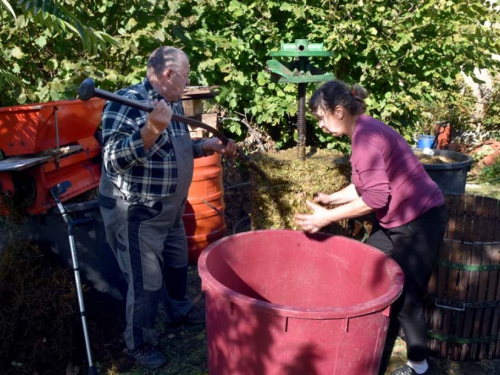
[198,230,404,375]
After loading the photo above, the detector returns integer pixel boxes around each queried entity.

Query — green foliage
[410,76,478,140]
[479,157,500,184]
[482,76,500,131]
[174,0,500,147]
[0,1,120,103]
[17,0,119,54]
[1,0,15,18]
[0,0,500,150]
[175,0,301,143]
[0,0,183,105]
[313,0,500,143]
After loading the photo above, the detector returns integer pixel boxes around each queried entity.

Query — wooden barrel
[425,194,500,361]
[183,153,226,265]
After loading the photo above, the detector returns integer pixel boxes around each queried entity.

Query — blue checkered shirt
[101,78,207,202]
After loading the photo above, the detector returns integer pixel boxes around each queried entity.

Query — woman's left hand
[294,200,332,233]
[203,138,238,157]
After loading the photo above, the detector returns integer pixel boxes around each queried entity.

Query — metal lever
[78,78,268,180]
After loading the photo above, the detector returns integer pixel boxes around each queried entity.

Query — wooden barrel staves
[425,194,500,361]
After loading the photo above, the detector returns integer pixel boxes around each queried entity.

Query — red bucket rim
[198,229,404,320]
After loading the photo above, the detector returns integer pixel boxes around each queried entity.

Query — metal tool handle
[78,78,267,180]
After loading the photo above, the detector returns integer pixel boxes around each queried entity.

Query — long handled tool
[50,181,98,375]
[78,78,267,180]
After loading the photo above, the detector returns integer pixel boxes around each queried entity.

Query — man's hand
[141,99,172,150]
[146,99,172,135]
[203,138,238,157]
[294,200,332,233]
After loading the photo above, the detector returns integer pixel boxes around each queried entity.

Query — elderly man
[98,46,236,369]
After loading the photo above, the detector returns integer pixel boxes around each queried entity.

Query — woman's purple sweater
[350,115,444,228]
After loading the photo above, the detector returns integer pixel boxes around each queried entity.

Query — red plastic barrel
[198,230,404,375]
[183,153,226,264]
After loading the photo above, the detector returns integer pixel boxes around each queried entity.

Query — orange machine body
[0,98,105,215]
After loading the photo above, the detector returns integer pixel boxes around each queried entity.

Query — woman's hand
[313,192,333,206]
[203,138,238,157]
[294,200,333,233]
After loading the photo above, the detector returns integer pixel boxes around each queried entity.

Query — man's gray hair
[147,46,187,75]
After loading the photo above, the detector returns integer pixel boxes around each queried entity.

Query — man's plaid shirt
[101,78,207,202]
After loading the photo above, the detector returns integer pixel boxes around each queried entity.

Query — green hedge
[1,0,499,149]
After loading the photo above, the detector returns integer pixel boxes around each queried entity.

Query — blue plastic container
[417,135,436,149]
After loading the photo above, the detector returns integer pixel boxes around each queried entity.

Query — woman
[294,80,448,375]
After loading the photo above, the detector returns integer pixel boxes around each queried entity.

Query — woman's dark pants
[367,204,449,362]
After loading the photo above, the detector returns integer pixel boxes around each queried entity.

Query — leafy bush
[178,1,500,146]
[479,157,500,184]
[481,76,500,132]
[1,0,500,150]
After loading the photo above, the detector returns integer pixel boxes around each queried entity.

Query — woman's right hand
[313,192,333,206]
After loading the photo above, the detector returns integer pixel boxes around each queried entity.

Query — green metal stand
[267,39,334,160]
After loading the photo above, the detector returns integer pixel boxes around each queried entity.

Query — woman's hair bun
[352,84,368,100]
